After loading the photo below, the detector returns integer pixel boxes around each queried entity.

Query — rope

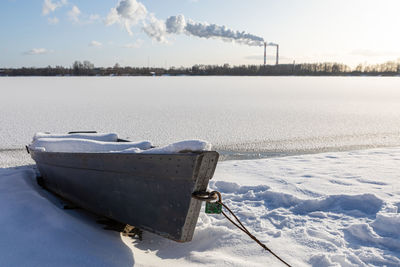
[192,190,292,267]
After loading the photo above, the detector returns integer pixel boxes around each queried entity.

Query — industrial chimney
[264,42,267,66]
[276,44,279,65]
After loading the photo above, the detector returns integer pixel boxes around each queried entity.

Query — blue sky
[1,0,399,68]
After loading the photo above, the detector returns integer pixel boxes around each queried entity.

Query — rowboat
[27,132,219,242]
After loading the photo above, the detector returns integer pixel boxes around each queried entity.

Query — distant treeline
[1,60,400,76]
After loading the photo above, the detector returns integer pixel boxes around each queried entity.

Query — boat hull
[30,150,219,242]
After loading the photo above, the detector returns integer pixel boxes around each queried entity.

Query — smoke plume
[166,15,264,46]
[143,14,167,43]
[106,0,267,47]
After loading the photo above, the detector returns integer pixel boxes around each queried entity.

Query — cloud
[105,8,120,26]
[122,39,144,48]
[47,17,59,24]
[42,1,99,25]
[68,5,81,22]
[115,0,147,22]
[105,0,147,36]
[23,48,51,55]
[165,15,185,34]
[42,0,67,15]
[89,40,102,47]
[75,13,101,24]
[349,49,399,57]
[88,14,100,23]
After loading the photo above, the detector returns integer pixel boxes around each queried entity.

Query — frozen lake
[1,77,400,266]
[1,76,400,160]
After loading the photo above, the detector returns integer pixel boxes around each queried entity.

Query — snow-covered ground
[1,147,399,266]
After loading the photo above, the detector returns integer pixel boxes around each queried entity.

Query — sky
[1,0,400,68]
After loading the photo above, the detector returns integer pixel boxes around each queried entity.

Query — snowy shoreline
[1,147,399,266]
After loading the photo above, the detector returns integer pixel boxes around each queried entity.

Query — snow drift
[32,132,119,142]
[30,138,153,153]
[29,135,212,154]
[1,145,400,266]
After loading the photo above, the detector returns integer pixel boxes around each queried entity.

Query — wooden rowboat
[28,135,219,242]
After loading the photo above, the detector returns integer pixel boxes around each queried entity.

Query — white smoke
[106,1,268,47]
[184,20,264,46]
[143,14,167,43]
[165,15,264,46]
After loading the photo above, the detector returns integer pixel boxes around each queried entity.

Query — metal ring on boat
[192,191,221,202]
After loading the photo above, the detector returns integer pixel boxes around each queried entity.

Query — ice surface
[2,77,400,155]
[1,147,399,266]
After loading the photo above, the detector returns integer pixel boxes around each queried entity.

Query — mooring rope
[192,191,292,267]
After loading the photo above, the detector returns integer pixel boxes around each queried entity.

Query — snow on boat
[27,132,219,242]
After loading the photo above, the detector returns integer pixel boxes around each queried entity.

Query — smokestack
[276,45,279,65]
[264,42,267,66]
